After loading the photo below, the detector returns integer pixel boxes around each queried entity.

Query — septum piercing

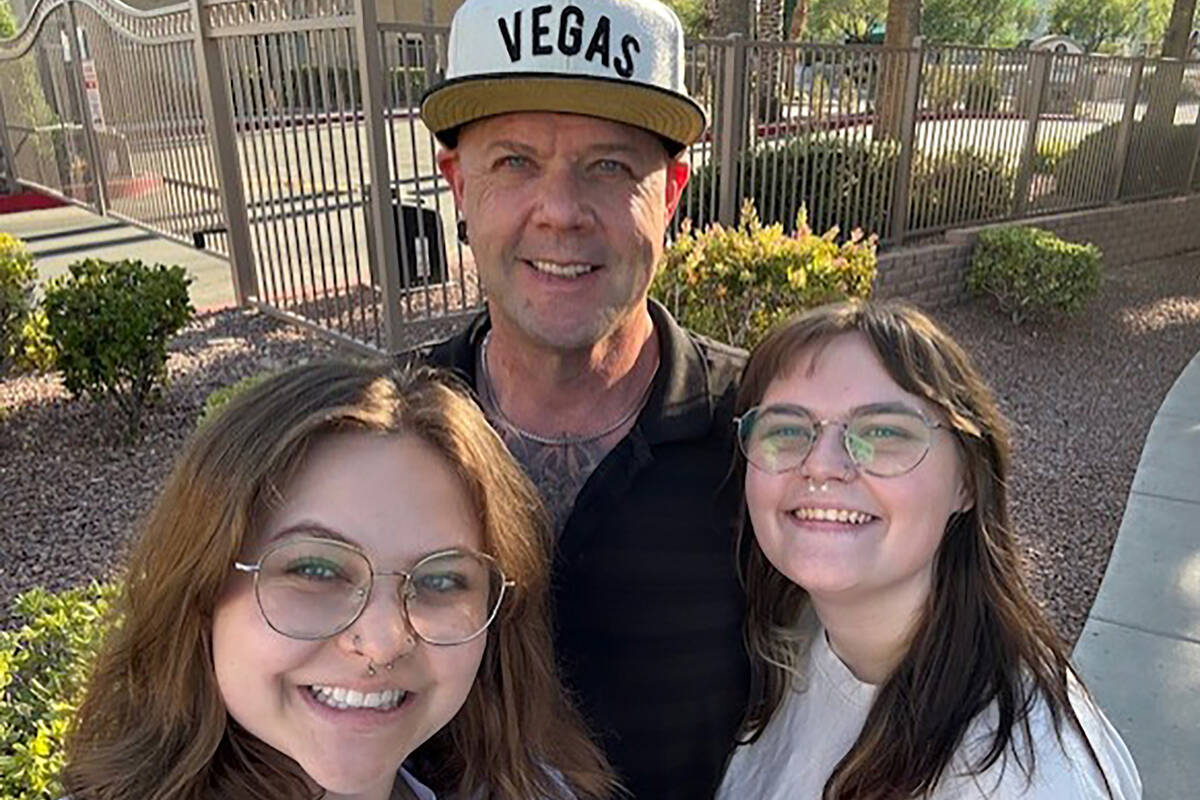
[363,634,414,676]
[807,478,829,493]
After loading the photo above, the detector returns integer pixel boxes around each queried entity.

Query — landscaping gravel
[2,251,1198,642]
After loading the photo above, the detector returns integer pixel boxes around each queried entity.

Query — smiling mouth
[524,259,600,278]
[789,508,877,525]
[306,685,408,712]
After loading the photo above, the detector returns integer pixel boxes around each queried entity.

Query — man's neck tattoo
[476,330,657,536]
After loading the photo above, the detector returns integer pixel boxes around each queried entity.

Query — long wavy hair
[734,300,1110,799]
[63,361,614,800]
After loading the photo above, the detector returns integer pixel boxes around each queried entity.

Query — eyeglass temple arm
[233,562,260,574]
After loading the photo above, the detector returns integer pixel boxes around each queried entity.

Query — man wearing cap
[415,1,749,797]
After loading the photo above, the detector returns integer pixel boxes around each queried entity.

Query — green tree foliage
[0,0,16,37]
[806,0,887,42]
[923,0,1036,46]
[804,0,1035,43]
[1048,0,1140,51]
[0,583,119,800]
[42,259,193,442]
[653,201,877,349]
[661,0,709,36]
[966,226,1102,324]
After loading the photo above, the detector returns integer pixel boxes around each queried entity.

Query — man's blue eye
[498,155,528,169]
[594,159,629,175]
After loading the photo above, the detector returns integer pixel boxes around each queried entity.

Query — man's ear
[664,158,690,223]
[437,147,465,208]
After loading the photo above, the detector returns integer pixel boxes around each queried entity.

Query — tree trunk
[710,0,752,36]
[1144,0,1197,129]
[756,0,787,121]
[789,0,809,40]
[876,0,921,140]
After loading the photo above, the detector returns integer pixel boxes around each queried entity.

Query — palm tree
[756,0,789,119]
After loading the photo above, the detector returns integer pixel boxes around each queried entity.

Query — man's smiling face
[438,112,688,353]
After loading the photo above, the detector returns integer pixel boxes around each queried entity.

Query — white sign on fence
[81,59,104,127]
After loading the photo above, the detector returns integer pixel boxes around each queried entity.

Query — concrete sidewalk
[0,205,236,311]
[1073,352,1200,800]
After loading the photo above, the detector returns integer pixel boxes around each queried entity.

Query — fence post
[887,45,923,244]
[1012,51,1049,217]
[353,0,405,352]
[1184,97,1200,194]
[1109,57,1143,203]
[63,0,108,215]
[190,0,259,306]
[0,93,17,193]
[716,35,747,227]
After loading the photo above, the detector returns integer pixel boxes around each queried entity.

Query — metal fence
[3,3,1200,353]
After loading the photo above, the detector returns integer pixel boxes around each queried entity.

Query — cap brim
[421,74,707,154]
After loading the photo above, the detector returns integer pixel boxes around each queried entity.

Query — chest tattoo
[492,426,615,537]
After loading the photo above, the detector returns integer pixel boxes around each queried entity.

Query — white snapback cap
[421,0,706,153]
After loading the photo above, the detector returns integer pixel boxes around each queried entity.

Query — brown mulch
[2,251,1199,642]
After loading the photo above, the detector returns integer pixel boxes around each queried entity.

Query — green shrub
[653,200,877,349]
[0,582,120,800]
[1033,138,1075,175]
[908,149,1015,232]
[197,371,274,429]
[0,233,37,375]
[1055,121,1197,202]
[682,138,1013,239]
[14,307,56,374]
[681,135,900,236]
[923,64,1002,113]
[966,226,1102,324]
[43,259,193,442]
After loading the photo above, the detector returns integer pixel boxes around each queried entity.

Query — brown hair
[734,300,1110,800]
[63,361,613,800]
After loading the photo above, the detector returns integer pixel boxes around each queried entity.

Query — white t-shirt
[717,626,1142,799]
[401,766,438,799]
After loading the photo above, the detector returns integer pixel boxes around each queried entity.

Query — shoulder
[942,681,1142,799]
[688,329,746,405]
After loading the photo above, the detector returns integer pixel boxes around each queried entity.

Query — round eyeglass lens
[256,539,372,640]
[844,410,933,476]
[405,551,505,645]
[740,407,818,473]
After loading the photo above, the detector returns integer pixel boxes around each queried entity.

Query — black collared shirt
[406,301,751,800]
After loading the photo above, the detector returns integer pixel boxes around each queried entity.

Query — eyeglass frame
[733,401,949,478]
[233,537,517,645]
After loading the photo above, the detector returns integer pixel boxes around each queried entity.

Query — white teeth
[529,260,594,277]
[791,508,873,525]
[309,685,407,711]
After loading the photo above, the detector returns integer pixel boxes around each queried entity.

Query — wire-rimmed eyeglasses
[233,537,515,645]
[735,402,947,477]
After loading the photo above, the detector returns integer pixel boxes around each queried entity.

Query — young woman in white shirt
[718,301,1140,800]
[62,363,612,800]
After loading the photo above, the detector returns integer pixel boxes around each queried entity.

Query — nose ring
[807,478,828,493]
[362,634,415,677]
